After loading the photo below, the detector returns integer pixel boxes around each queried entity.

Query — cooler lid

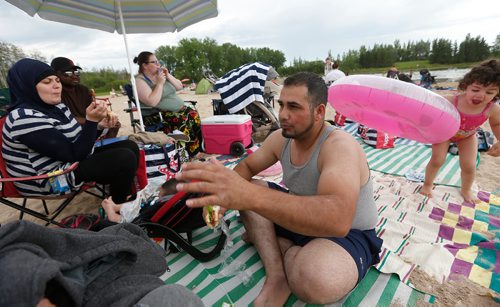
[202,114,251,124]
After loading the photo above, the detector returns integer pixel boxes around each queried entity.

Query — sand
[0,84,498,305]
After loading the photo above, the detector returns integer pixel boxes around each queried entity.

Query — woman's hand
[97,112,120,129]
[155,68,167,85]
[85,100,108,122]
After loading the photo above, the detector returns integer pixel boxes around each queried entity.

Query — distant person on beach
[421,59,500,202]
[386,64,399,79]
[4,58,139,205]
[324,56,333,76]
[325,60,346,85]
[419,69,434,89]
[134,51,202,157]
[176,72,383,305]
[51,57,120,138]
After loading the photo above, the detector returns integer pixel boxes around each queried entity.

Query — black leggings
[74,140,139,204]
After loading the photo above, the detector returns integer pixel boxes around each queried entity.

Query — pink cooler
[201,115,252,156]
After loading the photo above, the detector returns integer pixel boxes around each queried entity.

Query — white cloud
[0,0,498,71]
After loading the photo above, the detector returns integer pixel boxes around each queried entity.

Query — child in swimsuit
[421,59,500,203]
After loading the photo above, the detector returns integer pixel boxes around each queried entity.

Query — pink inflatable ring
[328,75,460,144]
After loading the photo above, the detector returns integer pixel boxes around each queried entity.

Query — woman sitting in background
[3,58,139,205]
[134,51,202,157]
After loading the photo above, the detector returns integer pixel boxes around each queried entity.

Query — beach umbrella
[5,0,218,131]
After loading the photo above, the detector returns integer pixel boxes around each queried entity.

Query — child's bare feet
[420,183,433,198]
[101,197,123,223]
[461,189,480,203]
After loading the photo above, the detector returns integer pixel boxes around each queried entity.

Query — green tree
[490,33,500,57]
[456,33,490,62]
[0,41,26,88]
[429,38,453,64]
[340,49,360,73]
[254,47,286,70]
[155,45,178,73]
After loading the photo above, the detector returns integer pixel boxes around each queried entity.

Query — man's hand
[176,159,251,210]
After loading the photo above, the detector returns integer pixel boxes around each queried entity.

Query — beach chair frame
[0,117,106,227]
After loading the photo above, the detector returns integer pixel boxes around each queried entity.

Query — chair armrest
[0,162,79,182]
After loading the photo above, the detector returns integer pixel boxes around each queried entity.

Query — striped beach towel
[162,211,434,306]
[339,122,479,187]
[214,62,270,113]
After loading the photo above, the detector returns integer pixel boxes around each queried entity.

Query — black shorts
[268,182,383,283]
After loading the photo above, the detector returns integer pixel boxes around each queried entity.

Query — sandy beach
[0,85,498,305]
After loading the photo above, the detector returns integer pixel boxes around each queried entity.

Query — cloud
[0,0,498,70]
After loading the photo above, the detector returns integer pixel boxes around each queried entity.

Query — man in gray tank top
[176,72,382,305]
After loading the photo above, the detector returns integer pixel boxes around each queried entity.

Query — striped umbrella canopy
[5,0,218,130]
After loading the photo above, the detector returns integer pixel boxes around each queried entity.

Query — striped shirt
[2,104,87,196]
[214,62,270,113]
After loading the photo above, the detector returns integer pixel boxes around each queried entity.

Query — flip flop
[404,169,425,182]
[168,130,190,142]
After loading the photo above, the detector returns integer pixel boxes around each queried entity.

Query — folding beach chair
[0,116,106,227]
[123,84,143,133]
[122,84,198,133]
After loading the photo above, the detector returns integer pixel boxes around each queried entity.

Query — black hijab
[6,58,68,122]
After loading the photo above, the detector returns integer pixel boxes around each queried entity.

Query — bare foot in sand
[253,277,291,307]
[101,197,122,223]
[461,189,480,204]
[420,183,433,198]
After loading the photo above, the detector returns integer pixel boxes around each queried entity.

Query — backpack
[133,190,228,262]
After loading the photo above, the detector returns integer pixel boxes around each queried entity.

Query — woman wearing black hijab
[3,58,139,204]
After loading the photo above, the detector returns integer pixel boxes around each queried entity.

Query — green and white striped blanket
[340,123,478,187]
[161,211,434,306]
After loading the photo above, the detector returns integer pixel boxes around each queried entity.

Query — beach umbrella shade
[5,0,218,131]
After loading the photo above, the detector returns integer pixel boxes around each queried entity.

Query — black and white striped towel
[214,62,270,113]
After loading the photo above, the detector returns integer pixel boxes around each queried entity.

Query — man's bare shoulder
[326,128,359,147]
[260,129,286,155]
[320,128,363,162]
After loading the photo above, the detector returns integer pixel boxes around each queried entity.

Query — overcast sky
[1,0,499,72]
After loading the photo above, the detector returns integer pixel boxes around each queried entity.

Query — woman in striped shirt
[3,58,139,205]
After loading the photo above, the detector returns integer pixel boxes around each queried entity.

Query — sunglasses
[147,60,159,65]
[63,70,81,77]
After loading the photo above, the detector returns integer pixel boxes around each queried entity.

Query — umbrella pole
[118,0,145,132]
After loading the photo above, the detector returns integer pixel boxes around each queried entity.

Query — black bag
[133,191,228,262]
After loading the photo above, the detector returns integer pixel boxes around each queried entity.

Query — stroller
[209,62,280,142]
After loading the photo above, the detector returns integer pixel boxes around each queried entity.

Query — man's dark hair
[283,72,327,108]
[458,59,500,99]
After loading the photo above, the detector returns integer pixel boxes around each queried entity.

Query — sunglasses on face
[147,60,159,65]
[63,70,81,77]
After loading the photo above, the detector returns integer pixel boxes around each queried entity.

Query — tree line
[1,32,499,91]
[154,37,286,82]
[339,33,498,72]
